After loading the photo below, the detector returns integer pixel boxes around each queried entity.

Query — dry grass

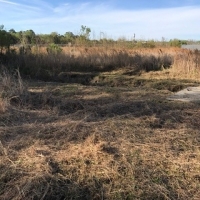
[0,70,27,114]
[1,47,200,199]
[0,98,7,114]
[4,46,200,81]
[2,47,175,81]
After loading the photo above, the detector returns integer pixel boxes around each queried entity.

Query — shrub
[169,39,181,47]
[46,43,63,55]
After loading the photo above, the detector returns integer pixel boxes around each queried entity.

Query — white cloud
[0,0,41,11]
[0,1,199,40]
[0,0,19,5]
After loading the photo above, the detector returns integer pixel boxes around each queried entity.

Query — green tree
[22,30,36,45]
[80,25,91,40]
[76,25,91,45]
[37,34,50,44]
[50,32,60,44]
[39,32,61,44]
[0,25,4,30]
[9,29,16,34]
[14,31,23,43]
[64,32,76,43]
[0,26,16,53]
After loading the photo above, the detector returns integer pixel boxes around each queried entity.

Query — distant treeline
[0,24,199,52]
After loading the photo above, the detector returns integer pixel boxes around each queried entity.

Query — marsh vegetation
[0,28,200,199]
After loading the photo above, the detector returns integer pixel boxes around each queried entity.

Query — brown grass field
[0,47,200,199]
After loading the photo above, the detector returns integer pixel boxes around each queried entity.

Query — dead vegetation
[0,47,200,199]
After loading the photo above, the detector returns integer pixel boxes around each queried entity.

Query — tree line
[0,25,92,51]
[0,24,195,53]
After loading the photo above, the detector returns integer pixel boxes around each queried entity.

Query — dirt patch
[167,87,200,102]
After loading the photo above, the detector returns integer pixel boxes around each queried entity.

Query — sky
[0,0,200,40]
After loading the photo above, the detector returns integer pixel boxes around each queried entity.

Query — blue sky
[0,0,200,40]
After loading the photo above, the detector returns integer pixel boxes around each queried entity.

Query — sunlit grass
[0,47,200,199]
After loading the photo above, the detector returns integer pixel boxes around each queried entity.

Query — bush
[169,39,181,47]
[46,43,63,55]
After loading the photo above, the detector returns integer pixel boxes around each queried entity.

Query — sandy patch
[167,87,200,102]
